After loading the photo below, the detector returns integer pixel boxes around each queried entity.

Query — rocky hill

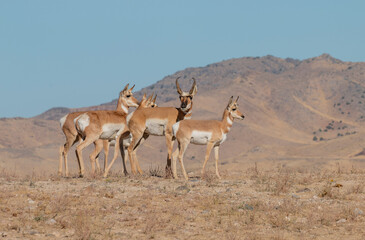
[2,54,365,174]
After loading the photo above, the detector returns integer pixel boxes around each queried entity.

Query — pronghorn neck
[180,102,193,119]
[221,109,233,133]
[116,98,129,115]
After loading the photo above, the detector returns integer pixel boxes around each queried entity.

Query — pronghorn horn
[129,84,135,91]
[153,94,157,103]
[235,96,239,103]
[122,83,129,92]
[189,77,197,95]
[227,96,233,108]
[175,77,182,95]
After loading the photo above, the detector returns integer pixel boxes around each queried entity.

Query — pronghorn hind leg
[201,142,215,178]
[134,133,149,175]
[214,145,221,179]
[58,145,64,176]
[90,140,103,174]
[59,134,78,177]
[177,141,189,180]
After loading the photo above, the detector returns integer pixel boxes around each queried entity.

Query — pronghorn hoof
[79,174,84,178]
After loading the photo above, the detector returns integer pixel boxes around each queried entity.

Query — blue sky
[1,1,364,118]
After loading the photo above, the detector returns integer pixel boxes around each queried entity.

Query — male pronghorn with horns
[127,77,197,176]
[172,96,245,180]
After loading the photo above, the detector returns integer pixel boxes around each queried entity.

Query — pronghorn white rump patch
[172,122,180,137]
[126,111,134,124]
[75,114,90,133]
[190,130,212,145]
[59,114,68,128]
[100,123,125,139]
[146,118,168,136]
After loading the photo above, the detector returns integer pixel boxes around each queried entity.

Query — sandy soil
[1,160,365,240]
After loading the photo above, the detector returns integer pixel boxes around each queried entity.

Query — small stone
[46,219,57,225]
[176,185,190,192]
[336,218,346,224]
[28,199,35,204]
[291,194,300,199]
[354,208,363,216]
[296,188,311,193]
[244,204,254,210]
[296,217,308,223]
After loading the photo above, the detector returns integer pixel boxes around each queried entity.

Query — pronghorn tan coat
[74,85,139,176]
[102,93,157,177]
[127,77,197,176]
[58,84,136,177]
[172,96,245,180]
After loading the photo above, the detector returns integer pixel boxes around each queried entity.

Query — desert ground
[1,159,365,240]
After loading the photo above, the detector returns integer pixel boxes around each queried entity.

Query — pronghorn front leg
[177,142,189,180]
[103,136,121,178]
[214,145,221,179]
[120,138,128,176]
[201,142,215,178]
[165,133,174,178]
[171,148,179,179]
[103,140,110,172]
[76,135,98,177]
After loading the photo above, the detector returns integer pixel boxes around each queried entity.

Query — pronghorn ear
[189,78,197,96]
[175,77,183,95]
[147,93,153,102]
[142,93,147,100]
[227,96,234,109]
[122,83,129,92]
[129,84,135,91]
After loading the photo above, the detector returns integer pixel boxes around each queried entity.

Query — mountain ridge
[2,53,365,174]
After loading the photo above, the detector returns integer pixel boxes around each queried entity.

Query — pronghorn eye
[126,95,131,98]
[232,108,237,111]
[188,96,192,100]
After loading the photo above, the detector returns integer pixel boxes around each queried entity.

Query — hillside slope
[2,54,365,174]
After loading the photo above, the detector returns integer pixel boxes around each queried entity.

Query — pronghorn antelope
[102,93,157,177]
[73,84,139,177]
[172,96,244,180]
[127,77,197,176]
[58,84,136,177]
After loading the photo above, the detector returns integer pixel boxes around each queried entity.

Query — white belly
[145,118,167,136]
[100,123,124,140]
[190,130,212,145]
